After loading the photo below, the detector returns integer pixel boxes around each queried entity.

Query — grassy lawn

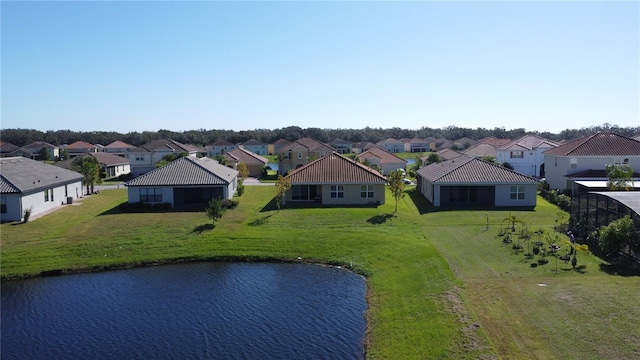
[1,187,638,359]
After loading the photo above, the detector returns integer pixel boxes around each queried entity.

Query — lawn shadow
[599,262,640,277]
[367,213,395,225]
[191,223,214,234]
[249,214,273,226]
[99,202,205,216]
[260,198,278,212]
[407,189,436,214]
[561,264,588,274]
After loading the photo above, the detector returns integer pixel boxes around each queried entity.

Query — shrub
[23,207,33,223]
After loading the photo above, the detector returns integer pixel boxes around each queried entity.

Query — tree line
[1,123,638,148]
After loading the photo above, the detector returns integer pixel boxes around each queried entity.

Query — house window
[510,151,523,159]
[298,152,302,159]
[292,185,311,201]
[44,189,49,202]
[135,155,145,161]
[140,188,162,203]
[330,185,344,199]
[50,189,54,202]
[510,186,525,200]
[1,196,6,213]
[360,185,375,198]
[570,158,577,169]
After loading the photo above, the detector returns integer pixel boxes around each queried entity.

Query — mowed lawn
[1,186,639,359]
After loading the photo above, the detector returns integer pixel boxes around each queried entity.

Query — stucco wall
[494,184,537,207]
[544,155,640,191]
[320,184,385,205]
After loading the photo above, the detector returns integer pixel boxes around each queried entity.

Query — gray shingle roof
[286,152,386,184]
[543,132,640,156]
[125,156,238,187]
[0,157,83,194]
[417,157,539,184]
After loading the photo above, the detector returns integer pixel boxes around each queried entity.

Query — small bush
[237,184,245,197]
[23,207,33,223]
[221,199,239,209]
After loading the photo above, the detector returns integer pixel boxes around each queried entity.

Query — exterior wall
[544,155,640,191]
[320,184,385,205]
[127,186,175,205]
[105,164,131,178]
[494,183,537,207]
[245,163,264,177]
[0,194,23,222]
[381,143,404,153]
[105,147,133,154]
[497,146,553,178]
[209,145,237,156]
[279,150,329,174]
[2,181,83,222]
[242,145,267,155]
[417,176,435,205]
[24,146,59,160]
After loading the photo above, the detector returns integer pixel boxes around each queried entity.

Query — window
[140,188,162,203]
[44,190,49,202]
[330,185,344,199]
[135,154,145,161]
[510,186,525,200]
[1,196,6,213]
[298,152,302,159]
[510,151,523,159]
[570,158,577,169]
[292,185,311,201]
[50,189,54,202]
[360,185,375,199]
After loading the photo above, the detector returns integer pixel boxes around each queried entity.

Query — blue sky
[2,1,638,134]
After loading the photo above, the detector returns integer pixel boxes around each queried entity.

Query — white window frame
[509,185,525,200]
[330,185,344,199]
[360,185,375,199]
[140,188,162,203]
[510,151,523,159]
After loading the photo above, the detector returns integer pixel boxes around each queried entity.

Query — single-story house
[125,156,238,209]
[416,156,539,208]
[223,148,269,178]
[283,152,387,206]
[357,147,408,175]
[0,157,84,222]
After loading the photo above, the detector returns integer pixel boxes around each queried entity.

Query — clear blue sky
[2,1,638,134]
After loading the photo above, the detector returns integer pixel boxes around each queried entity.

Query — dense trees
[1,124,638,148]
[71,156,101,194]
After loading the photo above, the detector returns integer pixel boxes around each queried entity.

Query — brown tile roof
[105,140,135,149]
[243,139,265,146]
[358,147,407,164]
[280,138,335,153]
[212,139,235,146]
[463,143,497,158]
[286,152,386,184]
[273,139,292,145]
[132,139,202,153]
[226,148,268,165]
[126,157,237,187]
[23,141,57,150]
[477,137,511,147]
[66,141,97,150]
[0,142,20,154]
[433,148,465,161]
[543,132,640,156]
[498,135,559,151]
[417,157,538,184]
[89,152,130,166]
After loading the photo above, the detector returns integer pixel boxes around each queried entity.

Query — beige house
[223,148,268,178]
[277,138,335,175]
[283,152,387,206]
[357,147,408,175]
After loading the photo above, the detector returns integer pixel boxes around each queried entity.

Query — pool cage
[570,192,640,249]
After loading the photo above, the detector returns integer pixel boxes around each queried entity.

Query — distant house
[421,148,464,164]
[453,137,477,150]
[352,142,381,154]
[496,135,559,178]
[431,139,453,151]
[543,132,640,194]
[65,141,99,158]
[208,139,237,157]
[463,143,499,159]
[129,139,203,177]
[357,147,408,175]
[125,157,238,209]
[0,157,83,222]
[104,140,136,156]
[56,152,131,179]
[377,138,405,153]
[277,138,335,175]
[407,138,429,153]
[20,141,60,161]
[0,142,20,157]
[330,138,354,154]
[272,139,292,155]
[283,152,386,206]
[240,139,267,155]
[223,148,269,177]
[416,156,538,208]
[476,137,511,147]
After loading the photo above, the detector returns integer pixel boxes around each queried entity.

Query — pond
[1,262,367,360]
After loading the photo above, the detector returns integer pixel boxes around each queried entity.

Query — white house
[543,132,640,194]
[125,156,238,209]
[208,139,238,157]
[496,135,559,178]
[0,157,83,222]
[240,139,268,155]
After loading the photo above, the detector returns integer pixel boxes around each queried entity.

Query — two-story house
[129,139,203,177]
[376,138,405,153]
[543,132,640,194]
[65,141,98,158]
[496,135,559,178]
[277,138,335,175]
[208,139,237,157]
[240,139,267,155]
[104,140,136,157]
[330,138,354,154]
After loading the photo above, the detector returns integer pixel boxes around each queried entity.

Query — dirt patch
[441,287,497,359]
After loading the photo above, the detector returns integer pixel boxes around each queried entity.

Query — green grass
[1,188,639,359]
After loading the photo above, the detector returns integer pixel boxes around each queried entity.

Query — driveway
[243,177,275,186]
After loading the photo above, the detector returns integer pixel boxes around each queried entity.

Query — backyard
[1,187,638,359]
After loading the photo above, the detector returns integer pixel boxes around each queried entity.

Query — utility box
[67,197,73,205]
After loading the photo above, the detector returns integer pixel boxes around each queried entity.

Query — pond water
[1,262,366,360]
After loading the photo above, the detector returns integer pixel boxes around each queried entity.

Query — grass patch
[2,188,638,359]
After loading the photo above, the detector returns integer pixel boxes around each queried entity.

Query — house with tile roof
[129,139,203,177]
[463,143,499,159]
[330,138,354,154]
[65,141,99,158]
[0,142,20,157]
[416,156,539,208]
[422,148,464,164]
[240,139,267,156]
[453,137,477,150]
[272,139,292,155]
[357,147,408,175]
[283,152,386,206]
[207,139,237,157]
[125,156,238,209]
[376,138,405,153]
[542,132,640,194]
[431,138,453,151]
[1,157,83,222]
[496,135,560,178]
[56,152,131,179]
[104,140,136,156]
[476,137,512,147]
[18,141,60,161]
[223,148,269,177]
[353,142,381,154]
[277,138,335,175]
[407,138,429,153]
